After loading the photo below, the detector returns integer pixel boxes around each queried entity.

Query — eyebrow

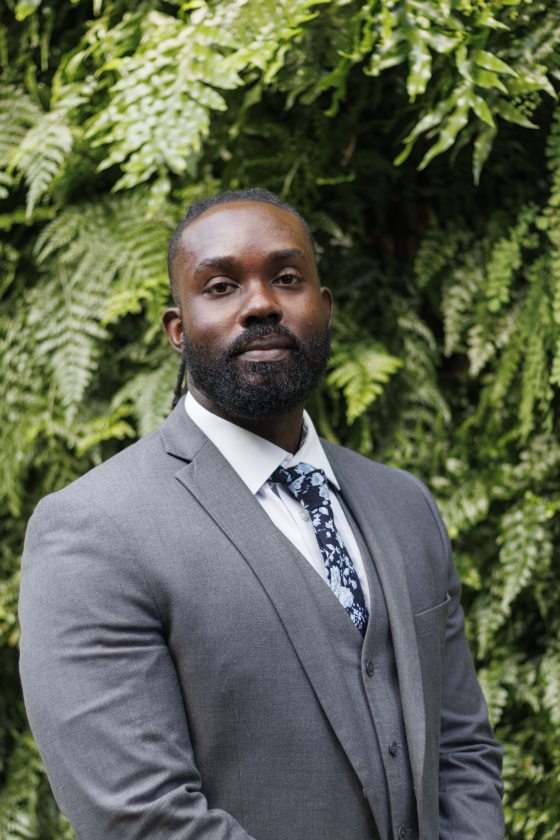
[194,248,307,275]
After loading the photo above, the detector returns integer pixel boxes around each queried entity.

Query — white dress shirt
[185,392,370,611]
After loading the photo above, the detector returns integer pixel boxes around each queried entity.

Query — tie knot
[270,463,330,511]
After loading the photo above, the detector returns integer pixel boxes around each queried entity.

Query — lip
[236,334,294,362]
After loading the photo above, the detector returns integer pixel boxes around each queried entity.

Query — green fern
[0,733,41,840]
[28,266,109,421]
[541,648,560,729]
[0,86,76,216]
[475,494,554,656]
[112,356,180,437]
[327,342,402,425]
[10,114,73,217]
[477,655,519,728]
[518,258,555,438]
[442,252,484,357]
[30,195,175,420]
[0,312,48,515]
[0,86,40,169]
[485,204,539,314]
[84,0,323,190]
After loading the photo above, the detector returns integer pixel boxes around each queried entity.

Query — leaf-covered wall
[1,1,559,837]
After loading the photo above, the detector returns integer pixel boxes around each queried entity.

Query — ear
[320,286,333,328]
[162,307,183,354]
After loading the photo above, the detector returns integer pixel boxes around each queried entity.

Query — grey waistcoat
[296,494,418,840]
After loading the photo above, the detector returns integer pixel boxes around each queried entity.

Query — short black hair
[167,187,315,301]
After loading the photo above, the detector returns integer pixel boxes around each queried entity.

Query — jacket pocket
[413,593,451,638]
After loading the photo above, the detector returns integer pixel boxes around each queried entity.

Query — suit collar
[159,396,208,462]
[161,394,340,491]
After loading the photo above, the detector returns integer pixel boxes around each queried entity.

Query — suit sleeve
[19,490,257,840]
[412,478,505,840]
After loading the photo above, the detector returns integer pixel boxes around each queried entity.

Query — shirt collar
[185,391,340,495]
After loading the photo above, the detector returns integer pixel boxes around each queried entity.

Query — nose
[240,279,282,327]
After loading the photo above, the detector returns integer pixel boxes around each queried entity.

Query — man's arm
[414,478,505,839]
[19,489,256,840]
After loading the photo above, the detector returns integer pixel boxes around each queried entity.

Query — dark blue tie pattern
[270,462,369,636]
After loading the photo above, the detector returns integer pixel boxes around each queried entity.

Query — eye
[275,273,304,286]
[205,280,235,295]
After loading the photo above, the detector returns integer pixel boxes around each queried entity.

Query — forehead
[177,201,314,270]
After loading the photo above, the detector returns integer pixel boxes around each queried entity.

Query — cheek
[182,307,236,349]
[294,298,330,331]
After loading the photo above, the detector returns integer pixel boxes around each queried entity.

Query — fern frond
[414,225,472,291]
[438,478,490,541]
[29,266,108,420]
[0,85,40,167]
[443,258,483,356]
[0,731,42,840]
[327,343,402,424]
[0,570,20,648]
[541,647,560,729]
[0,85,75,215]
[484,203,538,314]
[475,493,554,655]
[477,656,519,728]
[10,115,73,216]
[73,405,135,457]
[0,311,48,515]
[112,356,179,437]
[30,194,176,420]
[518,259,554,438]
[85,0,323,189]
[543,107,560,385]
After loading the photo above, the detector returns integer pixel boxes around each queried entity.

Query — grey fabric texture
[19,400,504,840]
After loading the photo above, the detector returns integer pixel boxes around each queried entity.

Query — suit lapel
[160,401,379,800]
[324,442,427,809]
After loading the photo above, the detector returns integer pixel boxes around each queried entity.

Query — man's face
[163,201,333,423]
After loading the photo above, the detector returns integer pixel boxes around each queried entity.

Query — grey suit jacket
[19,401,504,840]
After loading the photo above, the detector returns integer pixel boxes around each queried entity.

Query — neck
[189,386,304,453]
[234,409,304,453]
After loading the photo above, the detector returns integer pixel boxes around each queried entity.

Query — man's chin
[236,358,291,376]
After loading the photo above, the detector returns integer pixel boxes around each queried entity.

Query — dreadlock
[171,354,187,410]
[168,187,315,410]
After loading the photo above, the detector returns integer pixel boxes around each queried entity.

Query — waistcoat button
[365,660,375,676]
[388,740,400,756]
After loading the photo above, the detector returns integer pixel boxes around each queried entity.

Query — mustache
[228,324,302,357]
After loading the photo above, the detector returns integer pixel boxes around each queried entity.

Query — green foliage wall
[1,1,559,837]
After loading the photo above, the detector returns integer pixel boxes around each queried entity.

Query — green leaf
[472,66,508,93]
[473,49,518,78]
[327,344,402,425]
[407,40,432,101]
[470,94,495,127]
[473,125,497,184]
[14,0,43,21]
[494,98,538,129]
[418,100,470,170]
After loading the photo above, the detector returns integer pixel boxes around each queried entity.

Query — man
[19,188,504,840]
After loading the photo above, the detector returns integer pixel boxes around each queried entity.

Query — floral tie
[270,462,369,637]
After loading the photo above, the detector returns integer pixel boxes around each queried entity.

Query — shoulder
[29,400,204,526]
[39,428,164,507]
[24,431,162,550]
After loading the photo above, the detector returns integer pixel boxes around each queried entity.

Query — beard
[182,321,331,421]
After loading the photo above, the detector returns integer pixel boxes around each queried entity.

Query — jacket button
[388,740,400,757]
[365,660,376,676]
[398,828,412,839]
